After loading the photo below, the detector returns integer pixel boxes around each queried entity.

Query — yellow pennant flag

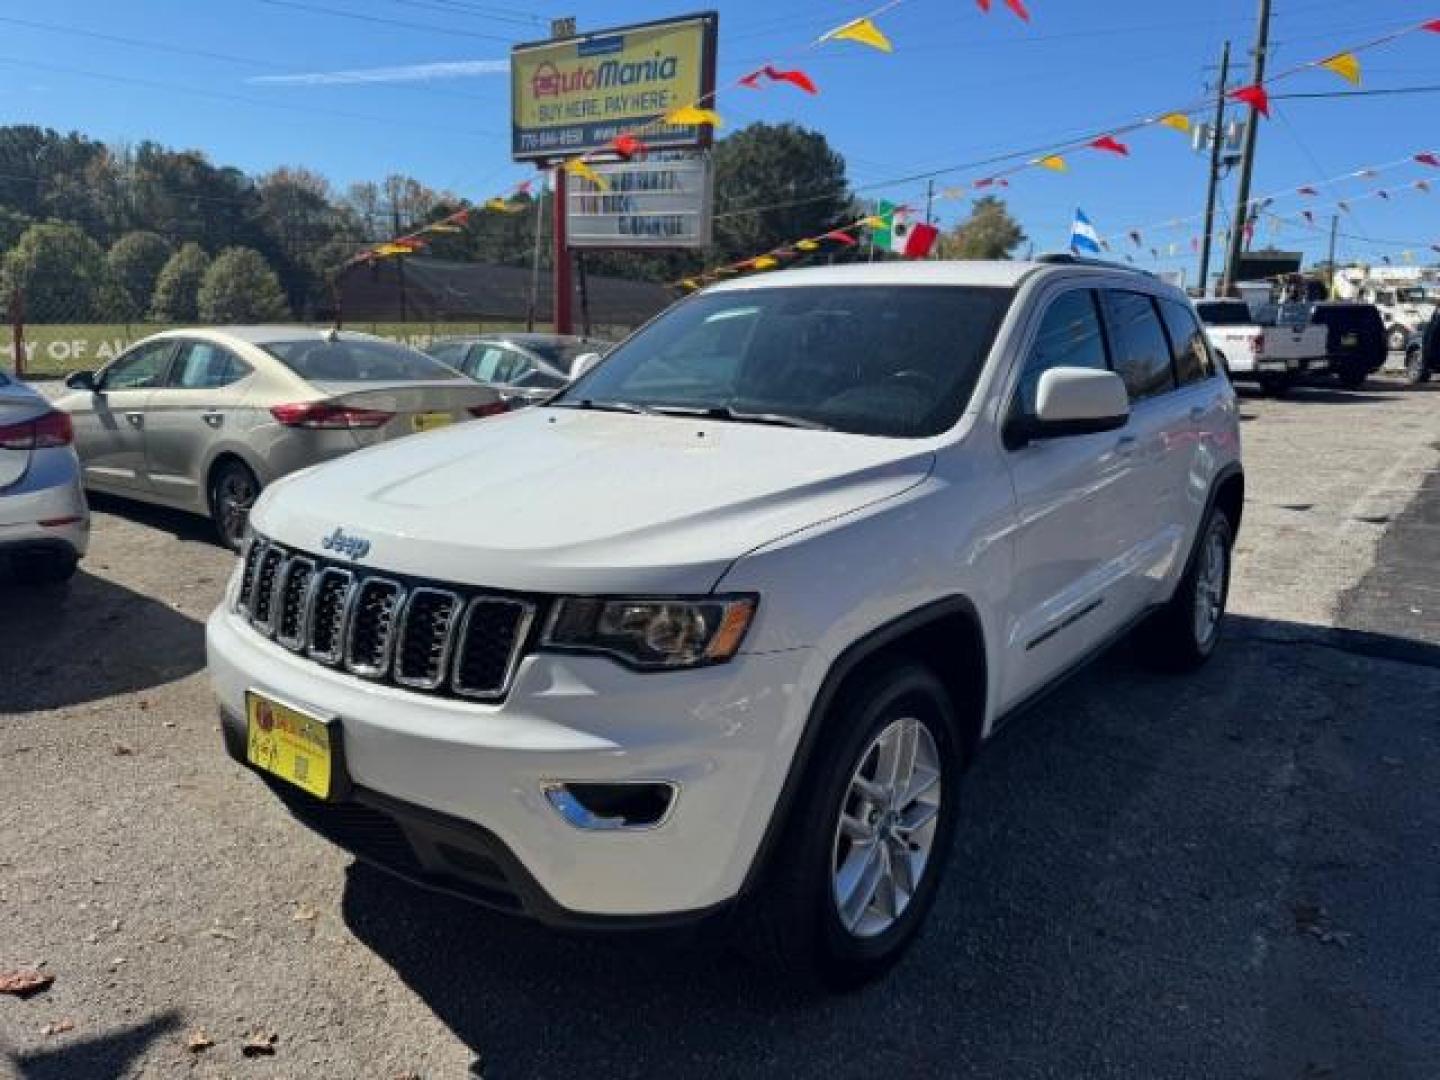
[483,198,523,214]
[1035,154,1068,173]
[796,239,820,252]
[1320,52,1361,86]
[821,16,892,52]
[665,105,723,128]
[861,214,889,229]
[1158,112,1192,134]
[371,243,414,257]
[424,222,466,232]
[679,278,701,291]
[751,255,780,270]
[564,158,611,191]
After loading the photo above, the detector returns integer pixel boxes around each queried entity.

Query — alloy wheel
[1193,524,1228,648]
[216,468,257,548]
[831,715,943,939]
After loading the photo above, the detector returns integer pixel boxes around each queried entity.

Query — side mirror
[1010,367,1130,446]
[570,352,603,380]
[65,370,98,391]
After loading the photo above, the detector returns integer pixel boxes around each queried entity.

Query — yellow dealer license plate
[246,692,334,799]
[411,411,453,433]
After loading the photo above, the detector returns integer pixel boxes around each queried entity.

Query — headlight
[542,595,758,670]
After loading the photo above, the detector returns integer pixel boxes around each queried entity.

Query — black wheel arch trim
[737,595,987,899]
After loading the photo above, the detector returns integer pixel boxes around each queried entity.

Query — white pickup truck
[1196,300,1329,396]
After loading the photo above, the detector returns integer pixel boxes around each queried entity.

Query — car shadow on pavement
[338,614,1440,1078]
[0,570,205,712]
[4,1010,182,1080]
[85,491,221,548]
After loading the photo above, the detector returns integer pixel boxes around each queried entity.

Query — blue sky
[3,0,1437,278]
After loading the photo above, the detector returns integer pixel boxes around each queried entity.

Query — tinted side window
[102,341,173,390]
[172,342,251,389]
[1014,289,1108,417]
[1158,299,1213,385]
[1102,291,1176,402]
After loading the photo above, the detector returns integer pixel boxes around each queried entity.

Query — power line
[257,0,520,43]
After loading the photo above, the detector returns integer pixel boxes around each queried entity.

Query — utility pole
[1222,0,1272,296]
[552,163,573,334]
[1326,214,1339,298]
[526,175,546,332]
[1199,40,1231,297]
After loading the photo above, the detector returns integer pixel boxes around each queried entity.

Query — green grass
[2,320,592,378]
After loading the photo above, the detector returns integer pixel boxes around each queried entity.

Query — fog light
[543,782,677,831]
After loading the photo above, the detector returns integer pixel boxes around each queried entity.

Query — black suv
[1307,302,1387,389]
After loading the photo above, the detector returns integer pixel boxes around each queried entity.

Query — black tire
[1258,374,1291,398]
[209,458,260,552]
[1336,364,1367,390]
[11,549,79,585]
[1404,347,1431,386]
[741,663,963,990]
[1139,509,1234,673]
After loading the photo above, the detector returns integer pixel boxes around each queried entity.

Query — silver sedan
[0,370,90,583]
[53,327,504,550]
[424,333,609,407]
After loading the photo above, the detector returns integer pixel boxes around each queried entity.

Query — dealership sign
[510,13,718,163]
[565,152,713,249]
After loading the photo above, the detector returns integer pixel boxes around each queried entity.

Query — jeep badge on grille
[321,527,372,561]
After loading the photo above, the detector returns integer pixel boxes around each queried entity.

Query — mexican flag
[872,201,939,259]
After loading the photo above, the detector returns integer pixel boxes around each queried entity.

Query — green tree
[710,122,851,266]
[105,231,171,319]
[150,242,211,322]
[0,220,106,321]
[0,207,33,253]
[938,197,1027,260]
[197,246,290,323]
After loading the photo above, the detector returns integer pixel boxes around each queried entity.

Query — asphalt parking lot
[3,374,1439,1079]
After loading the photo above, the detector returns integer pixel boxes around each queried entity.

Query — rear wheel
[1404,347,1431,386]
[1139,509,1233,672]
[209,459,260,552]
[743,663,962,989]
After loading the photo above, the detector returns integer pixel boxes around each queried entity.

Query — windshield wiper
[650,405,834,431]
[551,398,658,416]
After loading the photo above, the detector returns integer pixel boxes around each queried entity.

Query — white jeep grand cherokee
[207,258,1242,986]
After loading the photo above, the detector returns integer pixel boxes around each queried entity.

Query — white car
[0,371,89,583]
[207,257,1243,986]
[1196,299,1329,396]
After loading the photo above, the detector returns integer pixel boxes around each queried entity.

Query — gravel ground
[2,373,1438,1079]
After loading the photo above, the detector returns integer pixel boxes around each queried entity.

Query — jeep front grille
[236,538,535,701]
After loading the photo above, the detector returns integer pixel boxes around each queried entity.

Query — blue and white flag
[1070,209,1103,255]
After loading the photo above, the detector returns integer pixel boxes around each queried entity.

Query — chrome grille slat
[236,537,532,700]
[344,578,406,679]
[394,588,463,690]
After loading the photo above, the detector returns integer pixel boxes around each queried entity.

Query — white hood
[252,406,935,594]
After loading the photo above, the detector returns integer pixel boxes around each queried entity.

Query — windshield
[1196,301,1254,326]
[554,285,1014,438]
[1396,287,1429,304]
[263,338,463,383]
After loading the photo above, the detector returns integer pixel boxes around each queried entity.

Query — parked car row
[1195,298,1392,394]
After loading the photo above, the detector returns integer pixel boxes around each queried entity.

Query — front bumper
[207,605,812,921]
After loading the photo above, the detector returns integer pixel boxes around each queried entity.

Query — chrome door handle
[124,411,144,429]
[202,410,224,428]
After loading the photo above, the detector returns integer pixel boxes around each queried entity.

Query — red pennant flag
[1416,152,1440,167]
[1004,0,1031,19]
[822,229,858,246]
[448,210,470,226]
[1230,83,1270,118]
[1424,19,1440,32]
[1090,135,1130,156]
[740,66,818,94]
[974,177,995,188]
[1297,186,1318,196]
[611,133,646,159]
[738,69,763,88]
[513,181,531,195]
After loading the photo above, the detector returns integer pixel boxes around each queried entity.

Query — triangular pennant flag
[821,16,892,52]
[664,105,723,128]
[611,133,647,159]
[1356,168,1378,179]
[371,243,416,257]
[738,69,763,88]
[795,239,820,252]
[1298,186,1318,196]
[1129,230,1143,247]
[822,229,859,246]
[1377,189,1391,200]
[1416,152,1440,167]
[1432,245,1440,255]
[861,214,889,230]
[1338,200,1351,213]
[1423,19,1440,32]
[1320,52,1361,86]
[750,255,780,271]
[1230,83,1270,118]
[741,65,819,94]
[564,158,611,191]
[512,183,530,197]
[483,198,523,214]
[1090,135,1130,156]
[1417,180,1433,193]
[424,223,465,232]
[1035,155,1068,172]
[939,186,966,200]
[1158,112,1192,133]
[1302,210,1315,225]
[679,278,700,292]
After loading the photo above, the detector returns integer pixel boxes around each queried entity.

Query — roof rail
[1035,251,1156,277]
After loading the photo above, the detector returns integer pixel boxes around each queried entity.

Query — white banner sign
[566,151,713,249]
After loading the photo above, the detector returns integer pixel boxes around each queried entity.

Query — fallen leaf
[0,969,54,997]
[40,1019,75,1037]
[292,904,317,922]
[185,1029,215,1053]
[241,1029,278,1057]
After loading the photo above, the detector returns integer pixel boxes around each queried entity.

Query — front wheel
[209,459,260,552]
[743,664,962,989]
[1139,509,1234,672]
